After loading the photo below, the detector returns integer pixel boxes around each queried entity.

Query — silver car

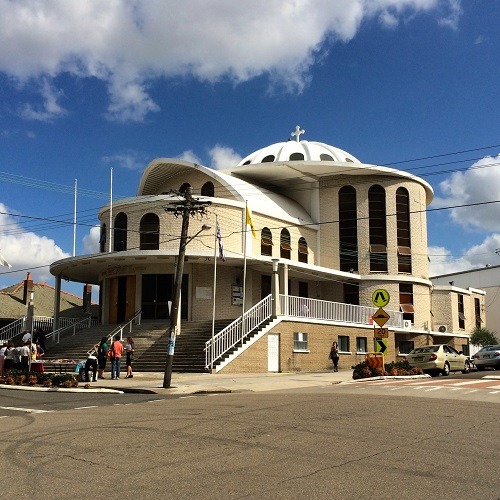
[472,345,500,370]
[406,345,471,376]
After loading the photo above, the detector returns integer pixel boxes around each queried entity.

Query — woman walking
[329,341,340,372]
[94,337,109,379]
[125,337,135,378]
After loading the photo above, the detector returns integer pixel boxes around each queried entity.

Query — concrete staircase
[133,319,233,373]
[42,319,234,373]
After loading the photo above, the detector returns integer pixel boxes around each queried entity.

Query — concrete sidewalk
[89,369,355,394]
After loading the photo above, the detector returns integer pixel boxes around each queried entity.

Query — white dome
[237,138,361,166]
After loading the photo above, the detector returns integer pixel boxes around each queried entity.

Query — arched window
[262,155,275,162]
[99,223,106,253]
[113,212,127,252]
[368,185,387,272]
[396,187,412,273]
[140,213,160,250]
[179,182,191,194]
[338,186,358,272]
[320,154,334,161]
[201,181,214,197]
[261,227,273,256]
[280,229,291,259]
[290,152,304,161]
[298,237,308,263]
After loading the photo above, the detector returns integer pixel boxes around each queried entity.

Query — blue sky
[1,0,500,298]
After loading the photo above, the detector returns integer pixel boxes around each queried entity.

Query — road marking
[448,380,483,386]
[465,390,478,393]
[389,387,406,391]
[0,415,9,419]
[486,385,500,390]
[425,387,443,391]
[180,395,197,399]
[147,399,163,403]
[74,406,99,410]
[489,391,500,394]
[0,406,53,414]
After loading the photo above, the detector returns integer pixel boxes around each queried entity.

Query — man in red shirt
[109,334,124,380]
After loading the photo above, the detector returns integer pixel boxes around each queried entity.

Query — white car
[406,345,471,377]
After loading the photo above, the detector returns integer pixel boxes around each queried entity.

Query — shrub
[352,360,423,379]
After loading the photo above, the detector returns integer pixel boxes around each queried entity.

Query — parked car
[472,345,500,370]
[406,345,471,376]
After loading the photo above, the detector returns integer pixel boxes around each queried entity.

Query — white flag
[0,251,12,268]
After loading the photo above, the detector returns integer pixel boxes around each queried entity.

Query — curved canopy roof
[137,159,315,224]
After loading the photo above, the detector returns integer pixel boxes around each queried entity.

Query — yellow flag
[245,204,256,238]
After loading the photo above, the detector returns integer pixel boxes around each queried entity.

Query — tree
[470,326,498,347]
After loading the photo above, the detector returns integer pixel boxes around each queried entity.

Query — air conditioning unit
[403,319,412,330]
[436,324,448,333]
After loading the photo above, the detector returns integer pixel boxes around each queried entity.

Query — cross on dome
[291,125,305,142]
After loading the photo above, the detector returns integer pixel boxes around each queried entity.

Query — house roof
[0,280,97,320]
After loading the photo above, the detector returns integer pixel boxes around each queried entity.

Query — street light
[163,222,211,388]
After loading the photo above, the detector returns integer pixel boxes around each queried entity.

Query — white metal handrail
[0,317,26,342]
[280,295,404,328]
[0,315,99,343]
[205,295,273,369]
[47,315,94,344]
[87,310,142,356]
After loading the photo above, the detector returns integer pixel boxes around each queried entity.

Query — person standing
[329,341,340,372]
[125,337,135,378]
[95,337,109,379]
[110,334,124,380]
[0,342,6,377]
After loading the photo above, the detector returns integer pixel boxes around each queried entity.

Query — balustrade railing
[280,295,403,328]
[0,315,99,343]
[205,295,272,369]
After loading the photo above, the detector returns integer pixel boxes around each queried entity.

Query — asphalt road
[1,388,499,499]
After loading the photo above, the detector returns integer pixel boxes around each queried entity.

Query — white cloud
[0,202,70,283]
[429,234,500,276]
[102,150,147,171]
[18,78,67,122]
[432,154,500,231]
[179,150,203,165]
[209,145,242,170]
[83,225,100,254]
[0,0,462,122]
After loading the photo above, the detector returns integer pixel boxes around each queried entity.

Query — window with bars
[396,187,412,273]
[458,294,465,329]
[298,237,308,263]
[261,227,273,256]
[113,212,127,252]
[474,297,481,329]
[99,223,106,253]
[399,283,414,323]
[368,185,387,272]
[140,213,160,250]
[339,185,358,272]
[280,229,291,259]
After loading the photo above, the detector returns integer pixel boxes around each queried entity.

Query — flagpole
[211,216,218,371]
[242,201,248,320]
[73,179,77,257]
[109,168,113,253]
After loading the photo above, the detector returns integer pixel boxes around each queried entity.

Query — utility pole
[163,187,211,388]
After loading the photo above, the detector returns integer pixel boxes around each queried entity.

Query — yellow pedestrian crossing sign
[372,288,390,307]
